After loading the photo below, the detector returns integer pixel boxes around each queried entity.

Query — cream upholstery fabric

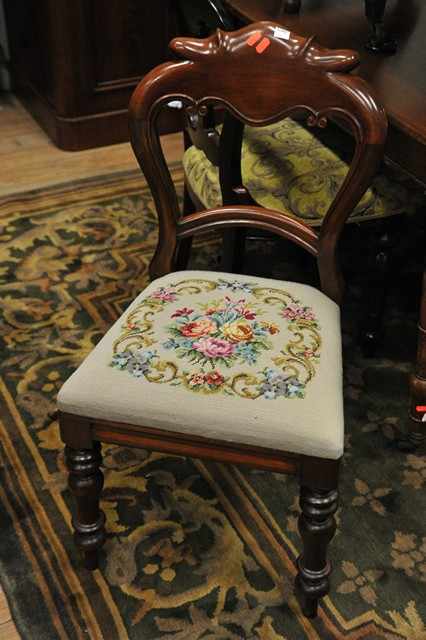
[58,271,344,459]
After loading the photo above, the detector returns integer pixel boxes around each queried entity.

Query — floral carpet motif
[111,277,320,399]
[0,169,425,639]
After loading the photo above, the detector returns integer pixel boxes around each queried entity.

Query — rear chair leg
[65,442,106,570]
[360,218,402,356]
[360,231,392,355]
[175,182,195,270]
[296,486,338,617]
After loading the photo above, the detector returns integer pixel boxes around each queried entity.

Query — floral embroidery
[282,302,316,322]
[171,307,194,318]
[163,296,274,368]
[110,278,322,399]
[188,370,225,391]
[150,287,177,303]
[111,349,157,376]
[259,368,305,400]
[217,278,255,293]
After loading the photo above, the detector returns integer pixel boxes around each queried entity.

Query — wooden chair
[58,23,387,619]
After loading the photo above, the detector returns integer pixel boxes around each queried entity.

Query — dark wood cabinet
[4,0,179,150]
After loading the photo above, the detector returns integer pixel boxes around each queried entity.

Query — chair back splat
[129,21,387,304]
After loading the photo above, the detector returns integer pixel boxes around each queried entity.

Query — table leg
[406,269,426,448]
[364,0,397,54]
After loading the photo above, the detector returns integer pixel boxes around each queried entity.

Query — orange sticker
[246,31,262,47]
[256,37,271,54]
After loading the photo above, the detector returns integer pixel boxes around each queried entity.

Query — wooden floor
[0,586,19,640]
[0,93,184,639]
[0,94,183,199]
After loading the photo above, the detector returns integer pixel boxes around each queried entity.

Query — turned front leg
[296,487,338,618]
[65,442,106,570]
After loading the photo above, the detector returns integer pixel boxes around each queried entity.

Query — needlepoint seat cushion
[183,119,418,224]
[58,271,344,459]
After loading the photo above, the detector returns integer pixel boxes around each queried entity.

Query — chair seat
[183,119,420,225]
[58,271,344,459]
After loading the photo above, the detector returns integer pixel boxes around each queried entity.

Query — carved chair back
[129,21,387,304]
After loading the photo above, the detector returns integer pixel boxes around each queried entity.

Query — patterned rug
[0,168,425,640]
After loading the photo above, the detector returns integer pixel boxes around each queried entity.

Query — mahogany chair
[58,23,387,619]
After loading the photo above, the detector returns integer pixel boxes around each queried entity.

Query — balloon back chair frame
[59,22,387,619]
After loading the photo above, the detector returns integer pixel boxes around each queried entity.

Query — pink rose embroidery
[282,303,316,322]
[151,288,177,302]
[300,308,315,321]
[193,337,234,358]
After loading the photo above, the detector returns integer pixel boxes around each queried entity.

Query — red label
[246,31,262,47]
[256,37,271,54]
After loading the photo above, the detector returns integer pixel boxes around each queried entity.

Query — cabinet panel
[4,0,179,149]
[90,0,171,85]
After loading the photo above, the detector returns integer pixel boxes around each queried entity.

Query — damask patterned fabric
[183,119,419,225]
[58,270,344,459]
